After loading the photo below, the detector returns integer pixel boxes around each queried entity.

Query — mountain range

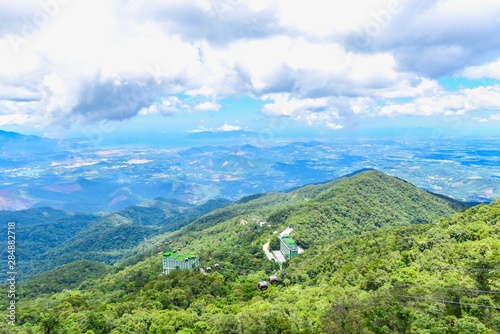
[0,170,469,282]
[1,170,499,333]
[0,197,231,281]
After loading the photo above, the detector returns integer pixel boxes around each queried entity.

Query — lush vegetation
[1,170,498,333]
[18,261,110,299]
[283,200,500,333]
[268,170,469,247]
[0,199,230,281]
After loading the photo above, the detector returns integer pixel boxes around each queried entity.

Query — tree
[38,311,59,334]
[210,314,241,334]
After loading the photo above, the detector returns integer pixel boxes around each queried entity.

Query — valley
[1,130,499,212]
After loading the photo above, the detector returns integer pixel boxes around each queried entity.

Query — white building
[162,251,199,274]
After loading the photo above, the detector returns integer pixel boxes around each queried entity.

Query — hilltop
[168,170,469,256]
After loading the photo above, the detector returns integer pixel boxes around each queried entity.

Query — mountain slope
[100,170,470,284]
[0,207,69,227]
[0,198,231,281]
[1,170,466,282]
[0,130,66,165]
[273,170,469,247]
[3,179,498,333]
[282,200,500,333]
[169,170,470,259]
[18,260,110,298]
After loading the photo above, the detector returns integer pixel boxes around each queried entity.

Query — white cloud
[262,94,329,117]
[140,96,185,116]
[377,86,500,117]
[261,85,500,126]
[472,114,500,122]
[275,0,400,38]
[375,77,442,99]
[262,93,344,129]
[0,113,30,126]
[0,0,500,131]
[462,59,500,80]
[0,83,40,101]
[42,73,79,119]
[188,123,242,133]
[349,97,378,115]
[194,101,221,112]
[217,123,241,131]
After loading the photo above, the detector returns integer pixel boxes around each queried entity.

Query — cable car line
[394,283,500,295]
[398,295,500,310]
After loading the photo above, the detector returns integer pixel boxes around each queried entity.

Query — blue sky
[0,0,500,142]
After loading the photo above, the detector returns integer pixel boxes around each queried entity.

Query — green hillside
[281,200,500,333]
[18,261,110,299]
[1,169,467,282]
[269,170,469,247]
[166,170,469,264]
[0,198,231,281]
[1,170,492,333]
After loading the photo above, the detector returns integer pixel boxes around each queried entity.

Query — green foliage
[0,207,69,227]
[280,170,470,247]
[0,198,230,281]
[19,260,109,298]
[3,171,498,333]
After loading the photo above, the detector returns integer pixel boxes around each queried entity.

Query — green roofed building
[280,235,298,259]
[162,251,199,274]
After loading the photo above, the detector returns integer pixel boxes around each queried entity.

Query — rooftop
[281,235,297,248]
[163,251,199,261]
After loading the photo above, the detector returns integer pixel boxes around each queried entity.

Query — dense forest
[1,170,498,333]
[0,198,231,281]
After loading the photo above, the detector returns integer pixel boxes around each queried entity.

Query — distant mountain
[1,134,497,212]
[0,129,38,142]
[233,144,264,154]
[0,206,68,227]
[0,129,59,148]
[185,130,258,140]
[178,145,228,156]
[0,129,71,175]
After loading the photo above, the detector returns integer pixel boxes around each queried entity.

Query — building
[279,235,298,259]
[162,251,199,275]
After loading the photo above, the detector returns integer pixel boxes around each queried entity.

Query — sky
[1,0,500,143]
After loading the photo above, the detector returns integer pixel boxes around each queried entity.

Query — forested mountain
[282,200,500,333]
[0,198,231,281]
[269,170,470,247]
[166,170,470,258]
[1,170,466,282]
[2,170,497,333]
[19,261,110,299]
